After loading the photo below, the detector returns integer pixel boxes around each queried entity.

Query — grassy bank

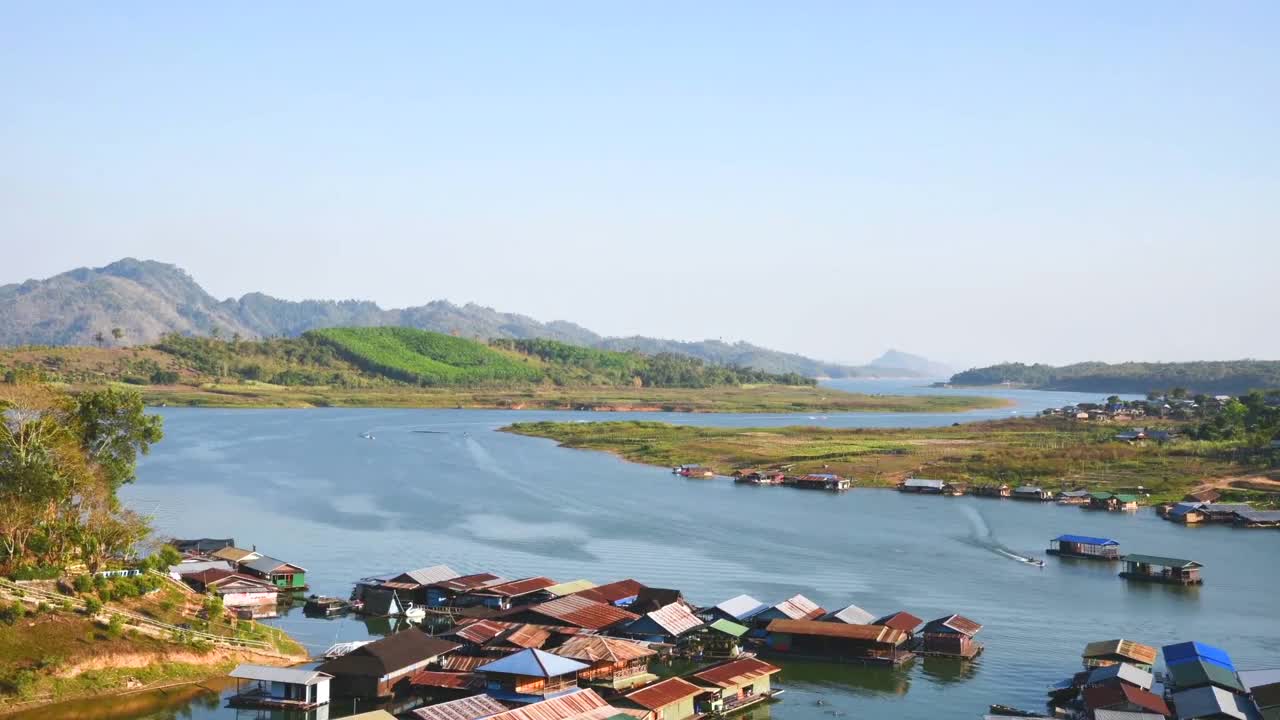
[505,418,1280,504]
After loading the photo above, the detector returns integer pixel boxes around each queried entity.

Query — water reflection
[774,658,912,697]
[919,656,979,685]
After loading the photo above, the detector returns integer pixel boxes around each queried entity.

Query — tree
[1106,395,1121,406]
[73,387,164,489]
[111,328,124,343]
[93,331,106,347]
[1170,387,1188,399]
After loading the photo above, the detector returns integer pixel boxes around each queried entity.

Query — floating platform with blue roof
[1047,535,1121,560]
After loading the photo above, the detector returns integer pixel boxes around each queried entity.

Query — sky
[2,2,1277,368]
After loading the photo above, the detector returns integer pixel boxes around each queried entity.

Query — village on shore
[164,538,1279,720]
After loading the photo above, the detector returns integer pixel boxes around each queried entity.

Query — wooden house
[1169,686,1255,720]
[239,556,308,591]
[622,602,704,643]
[458,577,557,609]
[792,473,851,491]
[1088,493,1140,511]
[1081,683,1171,717]
[516,595,639,631]
[689,657,781,715]
[554,635,657,691]
[1119,554,1203,585]
[1201,504,1255,524]
[1169,502,1207,524]
[183,569,278,609]
[1055,490,1091,505]
[630,587,688,614]
[229,664,331,710]
[702,619,749,659]
[734,470,784,485]
[751,594,825,630]
[386,565,461,605]
[1233,509,1280,528]
[823,604,875,625]
[764,618,912,665]
[1012,486,1052,501]
[317,629,461,699]
[1082,662,1154,691]
[872,611,923,643]
[921,615,983,659]
[1046,535,1121,561]
[972,484,1011,498]
[899,478,946,494]
[572,579,645,607]
[426,573,505,607]
[622,677,703,720]
[1185,489,1222,504]
[477,648,589,703]
[411,694,509,720]
[1081,639,1158,672]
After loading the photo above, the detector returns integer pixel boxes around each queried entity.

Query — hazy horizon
[4,4,1277,367]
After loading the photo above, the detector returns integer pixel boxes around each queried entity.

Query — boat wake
[959,505,1044,566]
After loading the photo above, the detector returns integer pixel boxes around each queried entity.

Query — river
[53,381,1273,720]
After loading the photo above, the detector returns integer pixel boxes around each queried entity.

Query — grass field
[506,418,1280,504]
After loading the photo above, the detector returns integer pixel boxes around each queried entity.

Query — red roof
[409,671,483,690]
[573,579,645,605]
[433,573,505,592]
[454,619,509,644]
[182,568,236,586]
[488,689,620,720]
[624,677,704,710]
[474,577,557,598]
[1082,683,1171,715]
[531,595,638,630]
[874,611,923,633]
[691,657,781,688]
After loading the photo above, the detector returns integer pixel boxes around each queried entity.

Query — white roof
[715,594,766,621]
[1238,668,1280,691]
[402,565,461,585]
[825,604,876,625]
[1172,686,1248,720]
[229,663,330,685]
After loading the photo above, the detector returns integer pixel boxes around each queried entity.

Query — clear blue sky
[2,2,1276,367]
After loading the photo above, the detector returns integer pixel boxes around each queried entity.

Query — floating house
[239,556,308,591]
[386,565,462,605]
[1233,510,1280,528]
[622,677,704,720]
[426,573,506,607]
[707,595,767,625]
[1170,686,1253,720]
[459,577,557,609]
[734,470,785,485]
[1120,555,1204,585]
[752,594,825,629]
[183,569,278,609]
[623,602,704,642]
[972,484,1012,498]
[477,648,589,703]
[1238,669,1280,720]
[172,538,235,554]
[872,611,923,643]
[210,546,261,564]
[689,657,782,715]
[1089,493,1140,511]
[518,594,639,631]
[487,688,642,720]
[764,618,912,665]
[704,619,749,658]
[412,694,509,720]
[823,603,876,625]
[555,635,657,691]
[1084,663,1154,692]
[1047,535,1121,560]
[792,473,851,491]
[899,478,946,494]
[1056,489,1092,505]
[629,587,688,614]
[1013,486,1053,501]
[317,629,461,699]
[1200,504,1255,524]
[1169,502,1207,524]
[572,579,645,607]
[544,579,597,598]
[921,615,983,659]
[1082,639,1158,672]
[1163,642,1242,692]
[171,558,235,579]
[228,664,331,710]
[1081,683,1171,717]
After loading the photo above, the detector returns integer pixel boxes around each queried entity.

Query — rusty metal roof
[767,619,908,645]
[454,619,510,645]
[572,579,645,605]
[873,611,923,633]
[474,577,557,598]
[639,603,703,636]
[408,671,483,690]
[412,694,508,720]
[772,594,825,620]
[624,677,705,710]
[434,573,506,592]
[924,614,983,637]
[488,689,611,720]
[555,635,656,663]
[441,655,492,672]
[503,625,552,649]
[530,595,639,630]
[1082,639,1158,666]
[691,657,781,688]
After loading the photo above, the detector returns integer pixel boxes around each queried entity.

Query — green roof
[709,619,749,638]
[1169,658,1244,692]
[1090,492,1114,500]
[1123,554,1202,568]
[1114,494,1139,503]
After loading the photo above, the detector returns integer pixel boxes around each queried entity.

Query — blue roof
[477,648,588,678]
[1169,502,1203,517]
[1054,535,1119,546]
[1162,641,1235,671]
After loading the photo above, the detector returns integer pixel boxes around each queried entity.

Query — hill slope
[950,360,1280,395]
[1,259,940,378]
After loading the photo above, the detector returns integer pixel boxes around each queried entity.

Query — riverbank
[79,381,1010,414]
[504,417,1278,503]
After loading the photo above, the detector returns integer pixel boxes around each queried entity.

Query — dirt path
[1193,474,1280,492]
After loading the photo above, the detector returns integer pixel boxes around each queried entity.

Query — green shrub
[73,574,93,593]
[0,601,26,625]
[11,564,63,581]
[107,614,125,637]
[83,597,103,616]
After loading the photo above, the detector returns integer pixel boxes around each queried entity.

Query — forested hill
[949,361,1280,395]
[0,258,943,378]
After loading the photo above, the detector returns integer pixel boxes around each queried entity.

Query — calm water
[82,382,1275,720]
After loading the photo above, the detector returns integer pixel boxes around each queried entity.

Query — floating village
[161,535,1278,720]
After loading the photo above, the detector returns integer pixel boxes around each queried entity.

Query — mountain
[949,360,1280,395]
[0,259,870,377]
[867,349,952,378]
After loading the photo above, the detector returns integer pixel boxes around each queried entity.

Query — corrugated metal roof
[556,635,655,663]
[1169,503,1204,517]
[708,619,749,638]
[544,580,597,597]
[242,555,306,574]
[441,655,491,672]
[873,611,923,633]
[531,595,639,630]
[229,664,330,685]
[503,625,552,649]
[487,689,611,720]
[572,579,644,605]
[714,594,767,621]
[348,712,398,720]
[478,648,588,678]
[1083,639,1158,666]
[1167,658,1244,692]
[691,657,781,688]
[1122,554,1201,569]
[771,594,824,620]
[1015,485,1044,493]
[1054,535,1119,546]
[1202,503,1255,514]
[412,694,508,720]
[639,603,703,636]
[454,619,510,645]
[1082,684,1170,716]
[399,565,461,586]
[824,604,875,625]
[624,677,704,709]
[408,671,484,690]
[432,573,505,592]
[766,619,907,645]
[903,478,946,489]
[476,577,557,597]
[1171,686,1249,720]
[1091,711,1165,720]
[923,614,983,637]
[210,546,259,562]
[1163,641,1234,671]
[1086,663,1153,691]
[1236,510,1280,522]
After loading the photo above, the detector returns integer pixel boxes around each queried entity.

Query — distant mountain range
[0,259,946,378]
[949,361,1280,395]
